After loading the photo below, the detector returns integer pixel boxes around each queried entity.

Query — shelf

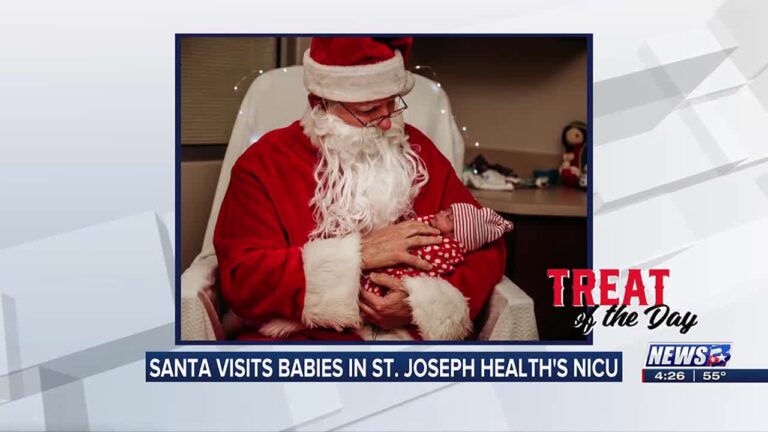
[470,186,588,217]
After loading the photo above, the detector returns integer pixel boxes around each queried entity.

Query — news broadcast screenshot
[2,1,768,430]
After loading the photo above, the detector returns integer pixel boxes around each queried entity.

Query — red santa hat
[303,37,416,103]
[450,203,513,252]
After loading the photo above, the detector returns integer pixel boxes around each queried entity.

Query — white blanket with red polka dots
[362,215,466,294]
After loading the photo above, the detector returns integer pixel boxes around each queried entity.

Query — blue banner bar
[146,351,622,382]
[643,369,768,383]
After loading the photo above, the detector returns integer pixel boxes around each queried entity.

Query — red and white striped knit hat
[450,203,513,252]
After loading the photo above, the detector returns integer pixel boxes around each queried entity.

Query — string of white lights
[231,64,480,151]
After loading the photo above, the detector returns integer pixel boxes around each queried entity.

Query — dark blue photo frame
[175,33,594,346]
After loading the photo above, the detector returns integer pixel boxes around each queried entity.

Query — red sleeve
[214,160,362,332]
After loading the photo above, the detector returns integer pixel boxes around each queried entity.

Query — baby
[362,202,513,295]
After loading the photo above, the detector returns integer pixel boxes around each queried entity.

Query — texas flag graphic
[706,344,732,367]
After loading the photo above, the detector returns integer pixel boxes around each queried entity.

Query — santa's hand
[360,220,442,271]
[359,273,412,330]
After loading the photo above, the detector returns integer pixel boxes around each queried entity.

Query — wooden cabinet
[473,187,588,341]
[502,214,587,340]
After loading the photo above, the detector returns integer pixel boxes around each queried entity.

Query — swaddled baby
[362,202,513,295]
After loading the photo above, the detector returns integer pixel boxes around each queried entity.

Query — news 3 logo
[646,343,732,367]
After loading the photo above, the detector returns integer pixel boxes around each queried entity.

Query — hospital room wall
[408,37,588,156]
[407,37,588,177]
[180,37,279,269]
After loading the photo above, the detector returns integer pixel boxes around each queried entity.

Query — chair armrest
[180,257,538,341]
[180,255,224,341]
[478,276,539,341]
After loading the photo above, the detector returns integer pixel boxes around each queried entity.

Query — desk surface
[471,186,588,217]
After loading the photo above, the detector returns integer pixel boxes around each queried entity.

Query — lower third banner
[146,351,622,382]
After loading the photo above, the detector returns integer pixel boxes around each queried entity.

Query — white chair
[180,66,538,341]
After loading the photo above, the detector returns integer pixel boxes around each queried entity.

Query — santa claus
[213,37,507,341]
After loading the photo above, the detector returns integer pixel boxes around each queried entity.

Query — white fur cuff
[301,234,363,330]
[402,276,472,341]
[259,318,305,339]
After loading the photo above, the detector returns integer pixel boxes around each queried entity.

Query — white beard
[301,105,429,240]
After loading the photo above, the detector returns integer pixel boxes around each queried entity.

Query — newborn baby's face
[430,208,455,234]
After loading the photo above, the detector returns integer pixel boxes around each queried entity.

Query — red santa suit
[213,120,506,341]
[212,37,507,341]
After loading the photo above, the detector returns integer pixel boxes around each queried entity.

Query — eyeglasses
[336,95,408,128]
